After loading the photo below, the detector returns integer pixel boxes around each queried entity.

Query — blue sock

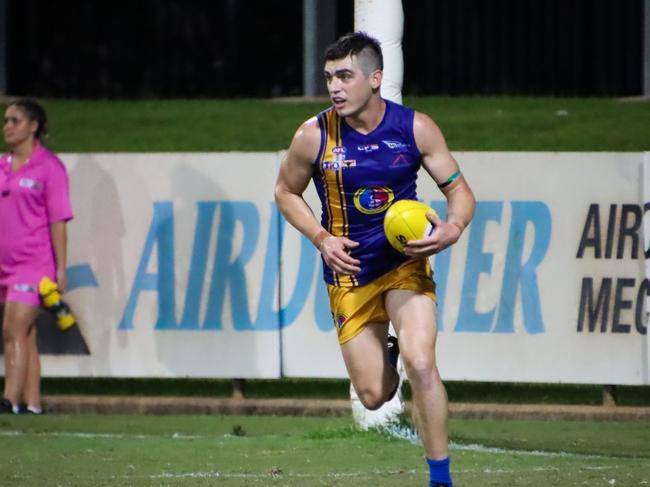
[427,456,452,487]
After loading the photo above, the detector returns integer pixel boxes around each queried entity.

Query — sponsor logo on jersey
[322,159,357,170]
[357,144,379,153]
[353,186,395,214]
[323,146,356,170]
[382,140,410,152]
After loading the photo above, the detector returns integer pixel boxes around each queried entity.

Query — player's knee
[403,355,439,387]
[356,387,388,410]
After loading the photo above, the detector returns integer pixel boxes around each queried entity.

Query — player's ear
[370,69,382,90]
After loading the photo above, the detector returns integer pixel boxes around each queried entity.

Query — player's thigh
[2,301,40,340]
[340,321,389,386]
[385,288,438,361]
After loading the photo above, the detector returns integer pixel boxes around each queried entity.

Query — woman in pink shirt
[0,99,73,414]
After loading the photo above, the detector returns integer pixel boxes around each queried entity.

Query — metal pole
[303,0,336,97]
[643,0,650,97]
[0,0,6,94]
[303,0,317,97]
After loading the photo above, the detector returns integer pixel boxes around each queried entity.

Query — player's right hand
[319,236,361,275]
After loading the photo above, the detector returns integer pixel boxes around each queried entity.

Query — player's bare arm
[404,112,476,257]
[274,119,361,275]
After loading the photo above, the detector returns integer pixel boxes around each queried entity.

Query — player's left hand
[56,267,67,293]
[403,212,462,257]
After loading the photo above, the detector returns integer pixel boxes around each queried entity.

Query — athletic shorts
[0,281,41,307]
[327,258,436,344]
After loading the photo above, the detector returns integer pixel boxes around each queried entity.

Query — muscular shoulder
[412,111,449,156]
[288,115,322,165]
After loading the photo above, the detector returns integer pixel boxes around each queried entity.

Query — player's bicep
[275,121,319,196]
[276,155,312,196]
[413,112,461,188]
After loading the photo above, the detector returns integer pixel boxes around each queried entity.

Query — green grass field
[1,414,649,486]
[26,96,650,152]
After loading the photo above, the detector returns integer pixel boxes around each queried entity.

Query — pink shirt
[0,141,73,285]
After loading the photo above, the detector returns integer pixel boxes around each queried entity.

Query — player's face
[3,105,37,148]
[324,55,380,118]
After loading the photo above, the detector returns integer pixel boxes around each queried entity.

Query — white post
[351,0,406,430]
[355,0,404,104]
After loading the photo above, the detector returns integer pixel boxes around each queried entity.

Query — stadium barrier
[5,151,647,386]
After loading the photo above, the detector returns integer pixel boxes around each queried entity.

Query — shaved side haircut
[324,32,383,75]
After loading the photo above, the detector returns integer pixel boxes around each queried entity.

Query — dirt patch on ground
[42,395,650,422]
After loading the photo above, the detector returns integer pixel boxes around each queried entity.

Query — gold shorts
[327,258,436,344]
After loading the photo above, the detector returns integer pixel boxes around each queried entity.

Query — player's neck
[344,97,385,135]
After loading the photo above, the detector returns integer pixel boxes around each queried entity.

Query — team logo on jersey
[18,178,42,190]
[353,186,394,214]
[322,146,356,170]
[336,314,347,329]
[391,154,410,167]
[357,144,379,153]
[382,140,410,153]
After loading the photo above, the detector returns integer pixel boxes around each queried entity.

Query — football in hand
[383,199,437,253]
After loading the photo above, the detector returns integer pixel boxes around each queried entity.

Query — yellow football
[383,199,437,253]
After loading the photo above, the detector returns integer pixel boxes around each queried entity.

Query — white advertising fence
[4,151,647,384]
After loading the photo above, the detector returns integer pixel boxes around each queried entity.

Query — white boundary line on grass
[0,430,202,439]
[382,424,611,460]
[0,428,621,462]
[151,470,418,480]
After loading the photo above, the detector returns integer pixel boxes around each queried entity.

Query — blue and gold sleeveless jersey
[312,99,423,287]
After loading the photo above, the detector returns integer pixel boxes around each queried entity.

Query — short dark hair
[324,32,383,74]
[9,98,48,139]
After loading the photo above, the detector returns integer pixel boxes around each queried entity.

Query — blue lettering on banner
[455,201,503,332]
[494,201,551,334]
[66,264,99,291]
[116,199,551,335]
[274,212,316,328]
[119,201,176,330]
[203,202,260,330]
[178,201,217,329]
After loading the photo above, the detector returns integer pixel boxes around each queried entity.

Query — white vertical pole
[351,0,406,430]
[354,0,405,104]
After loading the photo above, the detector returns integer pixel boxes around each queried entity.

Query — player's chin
[333,106,349,117]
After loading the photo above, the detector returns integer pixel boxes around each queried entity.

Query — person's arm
[50,221,68,292]
[274,118,361,276]
[404,112,476,257]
